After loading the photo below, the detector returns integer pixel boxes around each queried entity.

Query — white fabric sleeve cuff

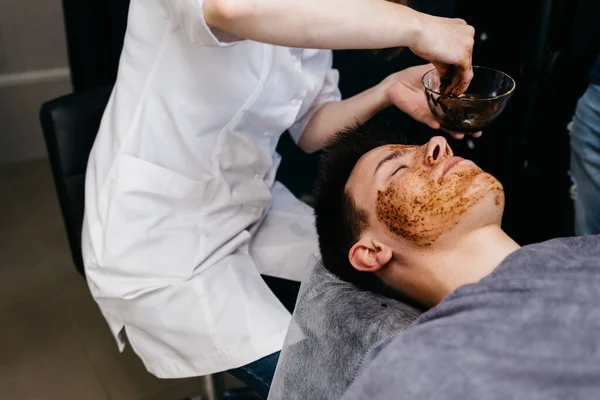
[168,0,242,46]
[289,68,342,144]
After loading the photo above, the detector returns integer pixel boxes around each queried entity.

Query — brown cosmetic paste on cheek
[376,162,503,246]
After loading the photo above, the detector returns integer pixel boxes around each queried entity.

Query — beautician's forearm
[298,84,391,153]
[204,0,424,49]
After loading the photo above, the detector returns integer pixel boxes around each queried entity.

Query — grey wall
[0,0,72,165]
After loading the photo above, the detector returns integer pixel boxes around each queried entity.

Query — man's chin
[465,172,504,197]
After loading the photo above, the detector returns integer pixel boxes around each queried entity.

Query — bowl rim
[421,66,516,101]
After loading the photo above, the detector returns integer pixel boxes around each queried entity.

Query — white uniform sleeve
[288,56,342,144]
[166,0,243,46]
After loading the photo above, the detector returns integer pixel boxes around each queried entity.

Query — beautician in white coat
[82,0,475,396]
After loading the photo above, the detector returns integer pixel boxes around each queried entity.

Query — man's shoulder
[401,235,600,349]
[527,235,600,254]
[342,332,470,400]
[489,235,600,278]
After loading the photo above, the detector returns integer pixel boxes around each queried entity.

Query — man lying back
[313,123,600,399]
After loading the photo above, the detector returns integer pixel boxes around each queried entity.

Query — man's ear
[349,237,393,273]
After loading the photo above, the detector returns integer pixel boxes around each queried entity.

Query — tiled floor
[0,159,241,399]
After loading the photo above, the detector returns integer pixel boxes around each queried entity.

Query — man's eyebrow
[374,151,407,176]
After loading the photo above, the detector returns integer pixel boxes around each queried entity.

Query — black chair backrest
[39,86,112,276]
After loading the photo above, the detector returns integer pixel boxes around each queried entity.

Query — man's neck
[415,225,521,307]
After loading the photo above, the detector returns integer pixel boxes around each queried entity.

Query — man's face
[346,137,504,248]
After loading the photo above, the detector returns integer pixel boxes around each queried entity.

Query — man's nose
[425,136,453,166]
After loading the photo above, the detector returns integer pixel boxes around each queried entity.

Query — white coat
[82,0,341,378]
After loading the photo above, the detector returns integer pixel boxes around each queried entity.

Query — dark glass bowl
[422,66,516,134]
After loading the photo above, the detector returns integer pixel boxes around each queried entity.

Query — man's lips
[439,156,465,178]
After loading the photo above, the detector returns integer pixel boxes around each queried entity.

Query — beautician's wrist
[400,7,426,49]
[378,73,401,108]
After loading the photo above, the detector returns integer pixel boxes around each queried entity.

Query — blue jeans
[570,83,600,235]
[228,352,280,399]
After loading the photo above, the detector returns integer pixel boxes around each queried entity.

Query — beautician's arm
[297,81,391,153]
[298,64,477,152]
[206,0,421,49]
[203,0,474,93]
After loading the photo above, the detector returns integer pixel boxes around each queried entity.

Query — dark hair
[313,120,418,293]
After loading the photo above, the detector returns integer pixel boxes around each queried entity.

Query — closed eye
[392,165,407,176]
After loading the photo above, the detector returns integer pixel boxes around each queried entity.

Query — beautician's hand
[384,64,482,140]
[409,14,475,96]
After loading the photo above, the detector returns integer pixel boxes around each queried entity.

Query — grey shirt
[342,236,600,400]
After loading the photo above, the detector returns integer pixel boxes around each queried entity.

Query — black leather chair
[40,86,111,276]
[39,86,300,400]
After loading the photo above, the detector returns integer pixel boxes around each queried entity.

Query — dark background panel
[61,0,130,92]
